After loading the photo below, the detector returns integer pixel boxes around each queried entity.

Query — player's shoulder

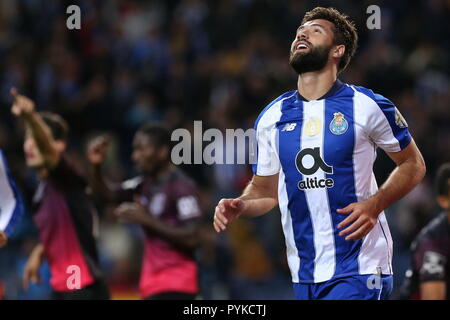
[411,212,448,250]
[121,175,144,191]
[348,83,394,107]
[168,168,198,195]
[254,90,297,129]
[170,171,202,221]
[421,212,448,238]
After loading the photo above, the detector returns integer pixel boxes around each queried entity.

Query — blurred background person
[10,89,109,300]
[396,163,450,300]
[87,125,202,300]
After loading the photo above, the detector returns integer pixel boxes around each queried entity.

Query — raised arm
[10,88,59,168]
[86,135,122,203]
[213,173,279,232]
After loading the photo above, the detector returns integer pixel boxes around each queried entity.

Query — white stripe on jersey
[351,86,393,275]
[0,156,17,231]
[278,169,300,283]
[301,100,336,282]
[358,194,394,274]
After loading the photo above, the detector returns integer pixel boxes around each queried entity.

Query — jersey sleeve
[0,150,24,237]
[412,239,447,283]
[366,93,412,153]
[117,176,143,202]
[173,180,202,222]
[251,110,281,176]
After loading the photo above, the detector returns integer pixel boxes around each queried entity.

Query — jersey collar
[296,79,344,102]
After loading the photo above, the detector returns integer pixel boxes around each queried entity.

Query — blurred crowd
[0,0,449,299]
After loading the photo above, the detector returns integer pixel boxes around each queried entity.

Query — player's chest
[138,187,174,219]
[275,100,362,164]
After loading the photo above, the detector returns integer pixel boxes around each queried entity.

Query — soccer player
[0,149,24,248]
[397,163,450,300]
[87,124,202,300]
[10,89,110,300]
[213,7,426,300]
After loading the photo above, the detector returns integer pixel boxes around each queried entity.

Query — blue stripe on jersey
[276,94,316,281]
[252,91,296,174]
[353,86,412,150]
[1,150,24,237]
[323,91,362,277]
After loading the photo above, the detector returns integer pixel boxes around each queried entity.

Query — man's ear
[332,45,345,59]
[436,195,449,210]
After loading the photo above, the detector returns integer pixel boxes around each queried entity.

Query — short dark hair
[137,123,172,150]
[40,112,69,141]
[301,7,358,73]
[436,163,450,196]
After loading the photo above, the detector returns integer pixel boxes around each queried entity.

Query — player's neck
[297,66,337,101]
[36,167,49,179]
[147,163,173,182]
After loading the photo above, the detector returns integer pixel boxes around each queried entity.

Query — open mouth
[292,42,311,55]
[295,43,309,52]
[25,152,35,159]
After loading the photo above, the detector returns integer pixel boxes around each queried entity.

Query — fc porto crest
[329,112,348,135]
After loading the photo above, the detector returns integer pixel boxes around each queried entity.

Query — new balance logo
[282,123,297,131]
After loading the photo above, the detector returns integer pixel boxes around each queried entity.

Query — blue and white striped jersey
[0,149,24,237]
[252,80,411,283]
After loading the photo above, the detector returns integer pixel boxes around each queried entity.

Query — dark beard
[289,44,332,74]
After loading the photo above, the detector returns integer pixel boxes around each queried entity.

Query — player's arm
[114,197,200,251]
[10,88,59,168]
[338,139,425,240]
[22,243,45,290]
[213,174,278,232]
[420,281,446,300]
[86,136,123,203]
[372,139,425,213]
